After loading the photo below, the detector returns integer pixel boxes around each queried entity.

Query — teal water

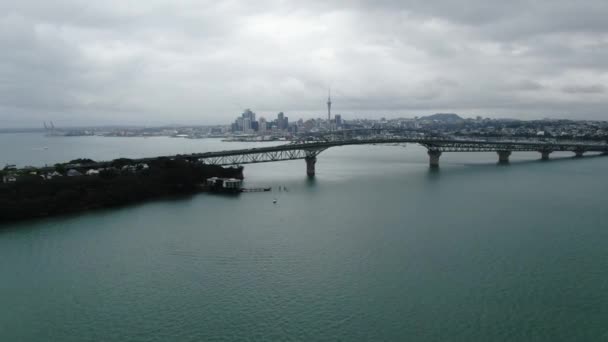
[1,134,608,341]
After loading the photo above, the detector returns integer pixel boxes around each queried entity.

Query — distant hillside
[421,113,464,122]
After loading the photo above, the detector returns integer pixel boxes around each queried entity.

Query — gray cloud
[1,0,608,127]
[502,80,545,92]
[562,84,605,94]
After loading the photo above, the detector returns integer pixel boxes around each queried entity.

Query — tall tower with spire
[327,88,332,130]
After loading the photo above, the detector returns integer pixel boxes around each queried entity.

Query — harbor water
[1,133,608,341]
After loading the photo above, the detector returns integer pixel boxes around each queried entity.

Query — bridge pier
[540,150,552,160]
[305,156,317,177]
[427,150,442,168]
[497,150,511,163]
[574,150,585,158]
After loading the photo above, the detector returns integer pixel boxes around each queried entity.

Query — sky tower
[327,88,332,129]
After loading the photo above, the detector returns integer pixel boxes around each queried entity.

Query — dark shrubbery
[0,159,243,223]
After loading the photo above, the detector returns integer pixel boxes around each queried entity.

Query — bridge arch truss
[198,148,327,166]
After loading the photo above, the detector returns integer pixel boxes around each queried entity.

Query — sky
[1,0,608,127]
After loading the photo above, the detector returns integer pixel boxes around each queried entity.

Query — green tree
[54,164,66,174]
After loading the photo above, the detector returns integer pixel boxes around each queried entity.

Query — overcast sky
[1,0,608,127]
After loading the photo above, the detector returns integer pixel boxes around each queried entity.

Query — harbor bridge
[187,130,608,176]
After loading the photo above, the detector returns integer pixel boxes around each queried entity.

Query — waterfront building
[233,117,244,132]
[67,169,82,177]
[259,117,267,132]
[2,175,17,183]
[206,177,243,192]
[243,118,252,133]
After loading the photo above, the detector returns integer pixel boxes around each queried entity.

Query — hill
[421,113,464,122]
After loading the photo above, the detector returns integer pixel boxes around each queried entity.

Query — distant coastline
[3,113,608,142]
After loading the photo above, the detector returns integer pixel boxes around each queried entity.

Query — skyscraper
[242,109,255,122]
[243,117,252,132]
[259,117,267,132]
[232,109,258,132]
[277,112,288,130]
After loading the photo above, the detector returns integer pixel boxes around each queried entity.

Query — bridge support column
[497,150,511,163]
[574,150,585,158]
[427,150,442,168]
[540,150,552,160]
[305,156,317,177]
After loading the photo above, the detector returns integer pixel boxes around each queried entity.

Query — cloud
[1,0,608,127]
[503,80,545,91]
[562,84,605,94]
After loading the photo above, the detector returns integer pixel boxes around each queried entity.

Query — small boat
[273,198,277,204]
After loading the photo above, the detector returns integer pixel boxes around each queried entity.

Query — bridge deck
[35,136,608,170]
[190,137,608,166]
